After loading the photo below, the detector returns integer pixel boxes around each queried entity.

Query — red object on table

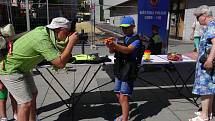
[167,53,183,61]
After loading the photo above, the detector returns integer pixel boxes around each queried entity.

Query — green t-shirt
[152,34,162,44]
[0,26,60,74]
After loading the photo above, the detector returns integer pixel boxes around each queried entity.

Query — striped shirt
[0,26,60,74]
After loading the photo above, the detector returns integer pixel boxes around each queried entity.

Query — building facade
[92,0,128,23]
[99,0,215,41]
[184,0,215,41]
[105,0,138,31]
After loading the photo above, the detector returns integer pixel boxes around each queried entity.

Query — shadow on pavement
[130,100,171,121]
[37,89,175,121]
[37,62,197,120]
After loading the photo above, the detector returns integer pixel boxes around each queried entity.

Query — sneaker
[13,115,40,121]
[13,114,17,120]
[36,116,41,121]
[194,111,213,120]
[114,115,122,121]
[0,117,8,121]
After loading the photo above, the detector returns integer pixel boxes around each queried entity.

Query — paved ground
[5,25,212,121]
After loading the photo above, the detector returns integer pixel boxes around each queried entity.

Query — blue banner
[138,0,170,54]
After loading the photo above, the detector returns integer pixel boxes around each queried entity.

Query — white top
[192,21,204,37]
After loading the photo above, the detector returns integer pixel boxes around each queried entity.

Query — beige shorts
[0,72,37,104]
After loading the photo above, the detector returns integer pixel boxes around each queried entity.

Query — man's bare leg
[18,102,31,121]
[0,99,7,118]
[29,91,38,121]
[9,94,18,120]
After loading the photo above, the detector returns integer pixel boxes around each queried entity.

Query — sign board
[138,0,170,54]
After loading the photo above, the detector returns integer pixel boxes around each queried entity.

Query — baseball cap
[119,16,135,27]
[46,17,71,29]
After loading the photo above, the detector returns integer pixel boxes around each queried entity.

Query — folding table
[138,55,199,107]
[36,62,113,119]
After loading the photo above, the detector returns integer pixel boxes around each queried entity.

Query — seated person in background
[190,20,204,52]
[148,25,162,55]
[0,17,79,121]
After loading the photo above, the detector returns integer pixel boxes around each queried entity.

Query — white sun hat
[46,17,71,29]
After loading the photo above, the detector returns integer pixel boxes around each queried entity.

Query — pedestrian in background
[189,5,215,121]
[0,24,18,121]
[190,20,204,52]
[0,80,17,121]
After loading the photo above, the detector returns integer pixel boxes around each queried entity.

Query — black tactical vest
[114,35,144,81]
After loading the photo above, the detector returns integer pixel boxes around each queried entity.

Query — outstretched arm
[51,32,79,68]
[112,42,135,54]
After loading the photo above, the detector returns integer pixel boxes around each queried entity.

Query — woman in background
[189,5,215,121]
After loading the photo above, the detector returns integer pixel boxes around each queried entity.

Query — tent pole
[46,0,49,24]
[25,0,30,31]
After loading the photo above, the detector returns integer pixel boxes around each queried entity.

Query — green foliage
[78,0,88,12]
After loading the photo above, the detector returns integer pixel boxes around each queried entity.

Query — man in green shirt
[0,17,79,121]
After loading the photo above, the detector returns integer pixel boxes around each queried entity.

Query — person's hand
[108,46,115,53]
[204,59,213,70]
[106,42,115,48]
[68,32,79,45]
[190,36,194,41]
[190,33,194,41]
[104,37,117,53]
[104,37,115,47]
